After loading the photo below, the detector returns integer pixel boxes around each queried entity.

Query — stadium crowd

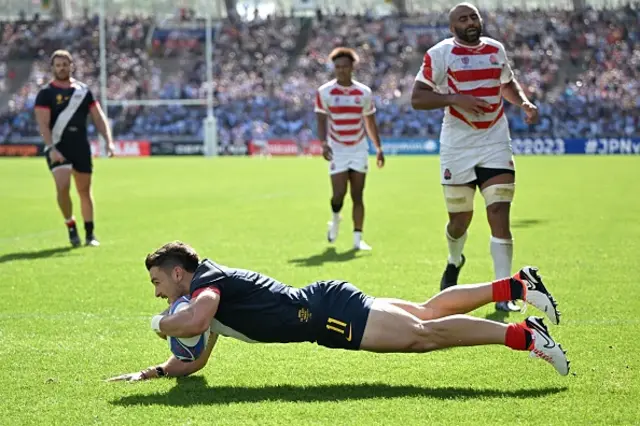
[0,5,638,144]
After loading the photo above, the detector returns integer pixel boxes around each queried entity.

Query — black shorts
[305,280,373,350]
[471,167,515,187]
[45,144,93,174]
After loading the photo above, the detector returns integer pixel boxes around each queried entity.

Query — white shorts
[329,152,369,175]
[440,142,515,185]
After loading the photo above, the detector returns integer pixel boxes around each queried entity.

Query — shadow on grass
[0,246,74,264]
[110,376,567,406]
[511,219,547,229]
[288,247,367,267]
[485,308,511,324]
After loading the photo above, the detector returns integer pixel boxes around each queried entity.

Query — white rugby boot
[525,316,570,376]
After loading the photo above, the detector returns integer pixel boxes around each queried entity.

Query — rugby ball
[167,296,210,362]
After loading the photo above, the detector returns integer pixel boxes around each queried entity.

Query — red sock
[65,218,76,228]
[505,323,533,351]
[492,278,512,302]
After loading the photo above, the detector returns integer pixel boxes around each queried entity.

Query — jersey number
[326,317,352,342]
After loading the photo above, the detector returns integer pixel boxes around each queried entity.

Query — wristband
[151,315,164,333]
[155,366,166,377]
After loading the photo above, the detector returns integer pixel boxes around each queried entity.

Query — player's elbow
[410,91,426,110]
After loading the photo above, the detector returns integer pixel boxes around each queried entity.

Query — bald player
[410,3,539,312]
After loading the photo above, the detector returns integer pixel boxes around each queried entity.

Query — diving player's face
[333,57,353,83]
[451,7,483,44]
[149,266,182,303]
[52,58,71,81]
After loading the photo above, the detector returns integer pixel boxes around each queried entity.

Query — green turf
[0,156,638,425]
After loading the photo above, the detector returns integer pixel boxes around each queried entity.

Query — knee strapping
[481,183,515,207]
[443,185,475,213]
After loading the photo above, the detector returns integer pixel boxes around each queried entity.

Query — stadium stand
[0,4,638,146]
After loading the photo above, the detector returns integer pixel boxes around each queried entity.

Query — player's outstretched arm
[152,289,220,338]
[106,333,219,382]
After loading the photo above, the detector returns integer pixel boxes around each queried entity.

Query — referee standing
[34,49,115,247]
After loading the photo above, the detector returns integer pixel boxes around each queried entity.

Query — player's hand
[376,149,385,168]
[49,147,65,164]
[452,94,491,115]
[106,141,116,157]
[322,143,333,161]
[105,371,149,382]
[522,101,539,124]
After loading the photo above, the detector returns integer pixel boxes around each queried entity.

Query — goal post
[98,0,218,157]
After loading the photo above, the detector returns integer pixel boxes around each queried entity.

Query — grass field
[1,156,639,425]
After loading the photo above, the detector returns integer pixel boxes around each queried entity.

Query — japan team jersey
[415,37,514,149]
[314,79,375,155]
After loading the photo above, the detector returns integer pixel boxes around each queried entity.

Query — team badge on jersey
[298,308,312,323]
[490,54,499,65]
[461,57,470,65]
[444,168,452,180]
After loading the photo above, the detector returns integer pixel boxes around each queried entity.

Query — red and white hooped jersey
[314,79,375,155]
[415,37,514,149]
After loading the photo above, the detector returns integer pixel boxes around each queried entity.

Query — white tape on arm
[151,315,164,333]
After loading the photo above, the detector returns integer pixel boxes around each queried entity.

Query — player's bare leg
[52,166,80,247]
[481,173,517,312]
[380,283,494,321]
[441,183,474,289]
[73,171,99,246]
[382,266,560,323]
[348,170,370,250]
[381,270,524,320]
[360,296,569,375]
[328,172,349,243]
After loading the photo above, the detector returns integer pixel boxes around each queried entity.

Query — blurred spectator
[0,7,638,143]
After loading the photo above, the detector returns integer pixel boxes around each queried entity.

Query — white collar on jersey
[453,38,487,50]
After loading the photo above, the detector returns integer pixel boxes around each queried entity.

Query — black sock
[510,278,524,300]
[524,328,533,349]
[354,228,362,232]
[330,200,343,214]
[85,221,94,238]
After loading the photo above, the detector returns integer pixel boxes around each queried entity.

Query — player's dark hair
[50,49,73,65]
[145,241,200,273]
[328,47,359,65]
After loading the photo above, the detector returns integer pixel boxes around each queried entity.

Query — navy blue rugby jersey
[190,259,324,343]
